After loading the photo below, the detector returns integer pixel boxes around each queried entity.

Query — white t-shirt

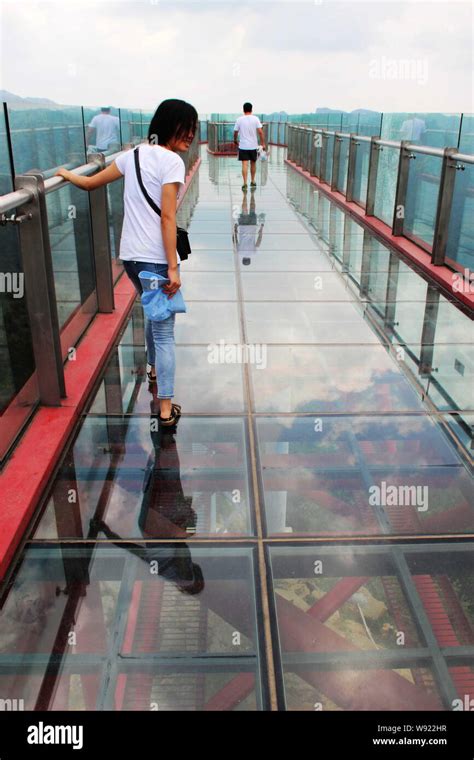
[115,144,186,263]
[89,114,120,149]
[238,225,258,252]
[400,118,426,142]
[233,114,262,150]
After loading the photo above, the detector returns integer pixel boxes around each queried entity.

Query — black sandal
[159,403,181,427]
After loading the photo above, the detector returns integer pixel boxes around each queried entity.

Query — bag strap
[133,146,161,217]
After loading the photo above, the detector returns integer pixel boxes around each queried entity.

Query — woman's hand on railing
[55,167,72,181]
[55,161,123,191]
[55,166,89,189]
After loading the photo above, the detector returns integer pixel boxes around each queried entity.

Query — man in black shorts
[233,102,267,191]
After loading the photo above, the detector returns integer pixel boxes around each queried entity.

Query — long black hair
[148,98,198,146]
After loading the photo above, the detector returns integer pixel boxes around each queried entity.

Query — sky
[0,0,472,114]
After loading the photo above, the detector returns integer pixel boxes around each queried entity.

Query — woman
[56,98,198,427]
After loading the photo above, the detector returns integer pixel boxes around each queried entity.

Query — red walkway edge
[285,158,474,311]
[0,157,201,583]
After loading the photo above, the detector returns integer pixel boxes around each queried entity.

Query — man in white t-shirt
[233,102,267,191]
[399,116,426,144]
[87,107,121,153]
[233,192,265,266]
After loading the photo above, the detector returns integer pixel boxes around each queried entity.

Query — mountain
[315,107,381,115]
[0,90,61,106]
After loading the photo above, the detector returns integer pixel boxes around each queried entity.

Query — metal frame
[88,153,114,313]
[331,133,342,191]
[319,129,329,182]
[366,135,382,215]
[392,140,413,236]
[15,172,65,405]
[432,147,461,265]
[345,133,359,202]
[284,124,474,272]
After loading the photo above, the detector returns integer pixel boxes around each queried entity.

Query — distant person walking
[87,107,121,153]
[57,99,198,428]
[233,102,266,191]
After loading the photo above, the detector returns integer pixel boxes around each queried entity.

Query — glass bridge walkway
[0,147,472,712]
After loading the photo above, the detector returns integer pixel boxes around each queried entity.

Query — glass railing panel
[445,161,474,273]
[119,109,142,147]
[322,133,334,184]
[7,104,86,174]
[374,144,399,226]
[381,112,462,148]
[341,113,359,133]
[336,136,349,194]
[329,205,345,263]
[458,114,474,153]
[83,106,121,157]
[0,110,39,463]
[140,111,154,140]
[106,177,125,282]
[357,111,382,137]
[344,217,365,281]
[352,140,370,207]
[404,153,443,250]
[47,184,97,331]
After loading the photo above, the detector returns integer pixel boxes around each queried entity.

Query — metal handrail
[0,148,129,214]
[287,124,474,164]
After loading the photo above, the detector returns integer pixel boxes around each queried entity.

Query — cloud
[0,0,471,112]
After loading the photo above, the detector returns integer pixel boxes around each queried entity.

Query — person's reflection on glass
[233,192,265,266]
[399,116,426,145]
[91,405,204,596]
[86,107,121,155]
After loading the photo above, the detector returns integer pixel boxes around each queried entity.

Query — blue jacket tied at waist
[138,271,187,322]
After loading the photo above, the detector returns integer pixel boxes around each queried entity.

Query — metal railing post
[296,128,302,165]
[392,140,414,236]
[419,286,440,377]
[384,253,400,333]
[88,153,114,313]
[359,230,372,296]
[346,133,358,202]
[320,130,329,183]
[305,129,312,172]
[308,129,317,176]
[342,213,352,272]
[431,147,459,265]
[366,136,382,216]
[15,173,65,405]
[331,133,342,191]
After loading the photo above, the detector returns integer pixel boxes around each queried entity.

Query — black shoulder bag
[133,146,191,261]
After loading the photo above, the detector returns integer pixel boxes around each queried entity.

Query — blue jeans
[123,260,176,399]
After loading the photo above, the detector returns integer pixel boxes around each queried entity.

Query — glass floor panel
[1,148,472,712]
[244,302,380,344]
[33,417,253,539]
[269,544,473,711]
[0,545,261,710]
[257,415,473,537]
[250,345,423,413]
